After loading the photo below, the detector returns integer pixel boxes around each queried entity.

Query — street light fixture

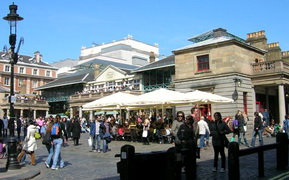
[232,78,242,101]
[3,2,24,170]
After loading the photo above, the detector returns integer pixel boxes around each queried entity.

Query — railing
[143,83,170,92]
[252,60,289,74]
[1,98,48,105]
[228,133,288,180]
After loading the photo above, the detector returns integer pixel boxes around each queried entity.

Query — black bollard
[276,133,288,170]
[118,145,135,180]
[6,136,20,170]
[228,142,240,180]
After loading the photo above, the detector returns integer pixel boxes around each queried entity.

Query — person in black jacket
[209,112,231,173]
[177,115,195,150]
[250,112,264,147]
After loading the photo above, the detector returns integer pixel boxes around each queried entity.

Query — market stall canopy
[125,88,200,107]
[186,90,234,104]
[82,92,138,110]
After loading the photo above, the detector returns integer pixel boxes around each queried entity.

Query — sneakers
[44,162,50,168]
[98,149,101,153]
[219,168,225,173]
[212,167,217,172]
[93,149,97,153]
[51,167,58,170]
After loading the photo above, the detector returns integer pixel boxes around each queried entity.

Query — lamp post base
[6,137,21,170]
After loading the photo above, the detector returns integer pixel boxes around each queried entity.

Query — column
[70,107,73,119]
[33,110,37,119]
[79,106,83,118]
[278,84,286,126]
[46,110,49,118]
[20,109,23,117]
[89,111,93,120]
[265,87,269,109]
[252,86,256,114]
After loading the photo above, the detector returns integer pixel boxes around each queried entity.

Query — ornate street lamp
[3,3,24,170]
[232,78,242,101]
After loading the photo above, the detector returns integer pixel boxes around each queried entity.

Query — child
[0,137,6,158]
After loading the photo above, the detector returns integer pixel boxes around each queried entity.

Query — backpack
[232,120,239,130]
[51,123,60,136]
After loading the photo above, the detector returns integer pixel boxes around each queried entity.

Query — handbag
[142,130,148,137]
[88,137,92,146]
[42,132,51,145]
[34,131,41,139]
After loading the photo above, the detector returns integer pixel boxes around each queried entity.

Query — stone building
[173,28,289,125]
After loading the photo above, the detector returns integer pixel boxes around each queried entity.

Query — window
[4,77,10,85]
[18,79,24,87]
[4,65,10,72]
[197,55,210,71]
[32,80,38,88]
[19,67,25,74]
[33,69,38,75]
[46,70,51,77]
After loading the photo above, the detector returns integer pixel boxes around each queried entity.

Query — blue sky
[0,0,288,64]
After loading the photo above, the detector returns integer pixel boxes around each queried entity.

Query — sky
[0,0,288,64]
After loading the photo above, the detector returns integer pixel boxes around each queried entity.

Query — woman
[210,112,231,173]
[71,118,82,146]
[17,119,38,166]
[42,118,53,168]
[171,111,185,148]
[100,118,112,152]
[142,118,151,145]
[250,112,263,147]
[177,115,195,150]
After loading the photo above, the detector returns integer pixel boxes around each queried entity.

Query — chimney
[94,64,100,79]
[246,30,267,50]
[149,51,155,63]
[34,51,42,62]
[267,42,281,60]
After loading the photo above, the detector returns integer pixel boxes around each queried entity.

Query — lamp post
[232,78,242,101]
[3,3,24,170]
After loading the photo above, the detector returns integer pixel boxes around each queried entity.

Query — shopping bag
[142,130,148,138]
[88,137,92,147]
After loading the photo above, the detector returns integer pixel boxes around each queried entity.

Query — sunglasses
[177,115,183,117]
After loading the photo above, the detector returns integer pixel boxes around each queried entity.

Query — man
[262,109,270,127]
[90,115,102,153]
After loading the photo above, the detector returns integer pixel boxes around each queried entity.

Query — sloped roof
[0,52,58,69]
[132,55,175,73]
[34,68,95,90]
[174,28,266,54]
[79,58,139,70]
[0,85,10,93]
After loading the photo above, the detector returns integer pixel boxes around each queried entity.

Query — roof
[78,58,140,70]
[0,85,10,93]
[174,28,266,54]
[34,68,95,90]
[0,52,58,70]
[132,55,175,73]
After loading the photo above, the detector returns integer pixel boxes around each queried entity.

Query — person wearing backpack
[49,115,65,170]
[230,110,241,142]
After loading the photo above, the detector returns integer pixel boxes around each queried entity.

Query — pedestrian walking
[100,117,112,153]
[239,111,250,147]
[71,117,82,146]
[90,116,102,153]
[17,119,38,166]
[251,112,264,147]
[49,115,65,170]
[209,112,231,173]
[197,116,210,150]
[2,116,8,137]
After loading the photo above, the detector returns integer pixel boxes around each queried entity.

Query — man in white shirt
[197,116,210,150]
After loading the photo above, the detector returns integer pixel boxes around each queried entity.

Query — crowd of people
[0,107,288,173]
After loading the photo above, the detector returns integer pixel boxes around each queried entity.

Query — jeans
[45,144,54,166]
[103,139,108,152]
[251,130,263,147]
[52,138,64,168]
[213,145,226,169]
[198,134,206,148]
[92,134,101,150]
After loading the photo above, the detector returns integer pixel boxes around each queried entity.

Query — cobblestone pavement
[1,133,288,180]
